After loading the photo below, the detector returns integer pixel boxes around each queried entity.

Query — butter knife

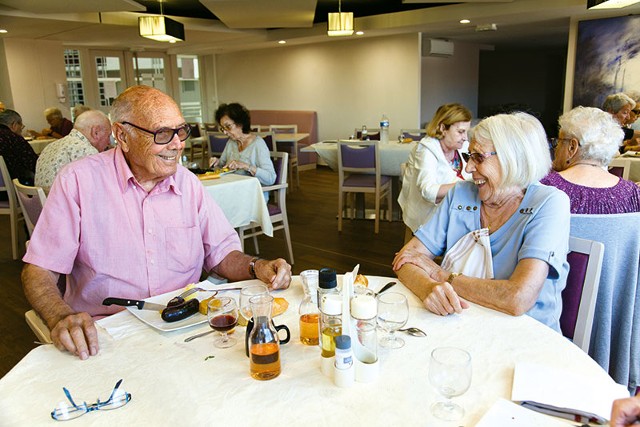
[376,281,396,296]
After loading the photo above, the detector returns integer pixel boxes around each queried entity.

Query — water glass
[429,347,472,421]
[376,292,408,349]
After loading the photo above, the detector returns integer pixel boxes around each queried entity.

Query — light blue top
[415,180,571,332]
[219,135,276,186]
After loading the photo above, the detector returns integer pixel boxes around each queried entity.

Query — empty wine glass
[239,284,269,326]
[428,347,472,421]
[207,297,239,349]
[376,292,409,349]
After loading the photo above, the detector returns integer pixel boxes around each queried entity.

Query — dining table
[0,275,624,426]
[304,140,416,177]
[610,153,640,182]
[27,138,57,155]
[200,172,273,236]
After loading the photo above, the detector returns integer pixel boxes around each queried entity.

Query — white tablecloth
[307,141,415,176]
[28,138,56,154]
[0,276,621,426]
[611,155,640,182]
[201,173,273,236]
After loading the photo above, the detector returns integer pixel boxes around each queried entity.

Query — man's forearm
[22,264,74,329]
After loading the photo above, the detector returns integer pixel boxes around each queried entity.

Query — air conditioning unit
[422,38,454,58]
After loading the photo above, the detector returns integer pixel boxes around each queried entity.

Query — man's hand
[422,281,470,315]
[611,394,640,427]
[50,312,99,360]
[255,258,291,290]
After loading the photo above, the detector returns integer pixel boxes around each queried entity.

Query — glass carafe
[248,294,282,381]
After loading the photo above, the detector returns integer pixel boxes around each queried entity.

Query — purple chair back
[208,134,229,156]
[340,144,375,169]
[402,131,426,141]
[608,166,624,178]
[263,134,275,151]
[188,123,201,138]
[560,251,589,340]
[17,191,44,227]
[355,130,381,140]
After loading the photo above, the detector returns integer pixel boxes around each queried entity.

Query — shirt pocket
[165,226,201,273]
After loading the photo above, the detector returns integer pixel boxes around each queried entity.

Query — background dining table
[610,154,640,182]
[305,140,416,176]
[27,138,56,155]
[0,276,624,426]
[200,172,273,236]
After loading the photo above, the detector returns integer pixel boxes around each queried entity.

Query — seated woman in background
[393,112,570,332]
[602,92,639,152]
[541,106,640,214]
[212,102,276,187]
[398,103,472,242]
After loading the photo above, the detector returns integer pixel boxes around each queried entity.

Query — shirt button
[150,259,155,265]
[148,229,153,234]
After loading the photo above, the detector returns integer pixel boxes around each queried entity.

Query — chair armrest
[262,183,288,192]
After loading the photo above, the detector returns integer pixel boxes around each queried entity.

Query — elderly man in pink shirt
[22,85,291,361]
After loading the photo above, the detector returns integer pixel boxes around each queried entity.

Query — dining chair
[570,212,640,393]
[203,123,219,133]
[238,152,294,264]
[400,128,426,141]
[337,140,392,234]
[25,309,52,344]
[0,156,25,259]
[608,158,632,180]
[269,125,299,188]
[354,128,381,141]
[207,132,229,159]
[12,179,47,237]
[187,123,207,166]
[560,236,604,354]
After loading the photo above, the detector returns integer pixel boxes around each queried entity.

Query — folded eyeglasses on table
[51,379,131,421]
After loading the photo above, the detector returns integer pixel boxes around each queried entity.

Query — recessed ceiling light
[460,19,470,24]
[355,31,364,35]
[0,29,7,33]
[278,40,286,44]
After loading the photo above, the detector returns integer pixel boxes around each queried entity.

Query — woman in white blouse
[398,103,472,240]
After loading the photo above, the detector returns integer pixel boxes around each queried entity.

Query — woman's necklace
[572,162,600,167]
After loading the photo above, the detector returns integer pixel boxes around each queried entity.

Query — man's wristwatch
[446,272,461,284]
[249,257,261,279]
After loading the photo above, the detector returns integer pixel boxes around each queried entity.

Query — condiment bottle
[248,294,281,381]
[334,335,354,387]
[299,291,320,346]
[320,293,342,377]
[317,268,338,349]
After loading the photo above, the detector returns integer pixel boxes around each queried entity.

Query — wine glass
[376,292,409,349]
[207,297,239,348]
[428,347,472,421]
[239,284,269,326]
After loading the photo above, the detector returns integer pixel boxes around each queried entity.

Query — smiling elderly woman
[393,112,570,332]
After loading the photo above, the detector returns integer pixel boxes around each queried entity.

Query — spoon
[184,330,215,342]
[398,327,427,337]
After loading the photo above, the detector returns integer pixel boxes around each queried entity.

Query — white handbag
[441,228,494,279]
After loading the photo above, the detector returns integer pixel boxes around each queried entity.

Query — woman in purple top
[541,106,640,214]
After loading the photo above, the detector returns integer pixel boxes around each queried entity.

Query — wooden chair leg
[282,217,294,265]
[374,190,380,234]
[338,191,344,231]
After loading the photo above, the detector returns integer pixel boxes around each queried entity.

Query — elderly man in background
[29,107,73,139]
[35,110,111,192]
[22,85,292,361]
[0,109,38,194]
[71,104,91,121]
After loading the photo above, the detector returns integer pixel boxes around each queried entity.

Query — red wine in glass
[210,314,238,332]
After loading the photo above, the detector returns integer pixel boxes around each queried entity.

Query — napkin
[511,362,629,424]
[476,398,569,427]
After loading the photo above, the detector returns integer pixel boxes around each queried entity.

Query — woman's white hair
[472,112,551,189]
[559,106,623,166]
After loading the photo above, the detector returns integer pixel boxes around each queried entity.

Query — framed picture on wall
[573,15,640,109]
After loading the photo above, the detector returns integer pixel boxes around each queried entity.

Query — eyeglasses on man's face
[121,121,191,145]
[51,379,131,421]
[461,151,498,164]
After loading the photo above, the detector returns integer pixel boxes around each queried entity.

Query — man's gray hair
[0,109,22,127]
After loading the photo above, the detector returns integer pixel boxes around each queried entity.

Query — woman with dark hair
[212,103,275,186]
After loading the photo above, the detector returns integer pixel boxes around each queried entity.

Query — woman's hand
[423,282,470,315]
[393,239,445,282]
[227,160,251,171]
[209,157,219,168]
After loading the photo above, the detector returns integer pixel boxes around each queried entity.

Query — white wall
[421,41,481,125]
[2,39,69,131]
[214,33,422,140]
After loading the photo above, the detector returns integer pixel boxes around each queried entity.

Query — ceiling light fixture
[327,0,354,37]
[355,31,364,36]
[587,0,640,8]
[460,19,471,24]
[139,0,185,43]
[278,40,287,44]
[0,29,7,34]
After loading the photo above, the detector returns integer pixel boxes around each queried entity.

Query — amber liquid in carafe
[299,313,320,345]
[250,342,281,380]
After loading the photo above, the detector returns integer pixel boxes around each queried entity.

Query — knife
[376,281,396,296]
[102,297,165,311]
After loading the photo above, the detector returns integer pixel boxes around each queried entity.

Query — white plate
[126,285,245,332]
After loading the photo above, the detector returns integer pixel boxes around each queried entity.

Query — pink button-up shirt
[23,147,242,317]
